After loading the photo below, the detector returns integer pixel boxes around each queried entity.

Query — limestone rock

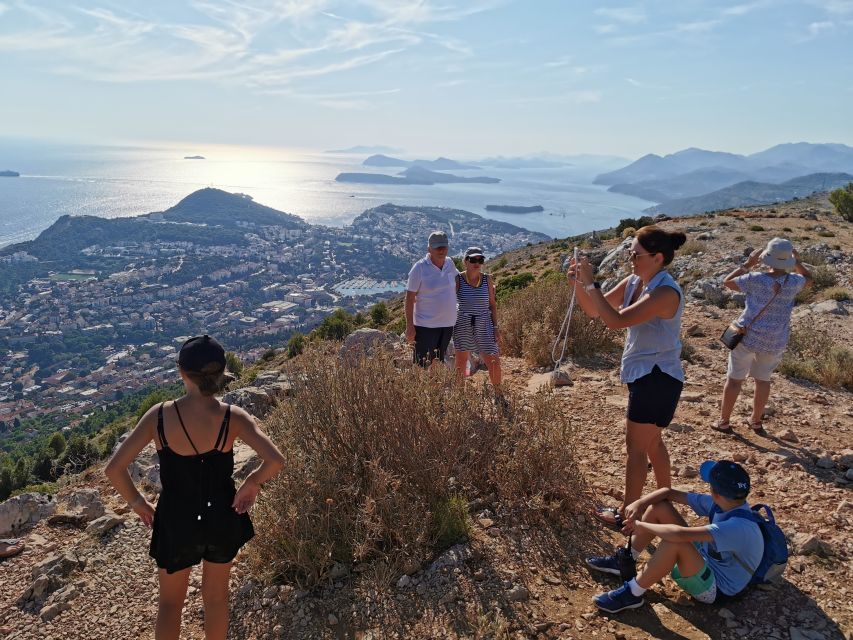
[812,300,848,316]
[223,386,274,419]
[61,489,105,522]
[86,513,124,537]
[777,428,799,443]
[507,585,530,602]
[792,533,830,557]
[0,492,58,535]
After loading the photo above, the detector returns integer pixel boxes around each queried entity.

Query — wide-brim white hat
[760,237,796,271]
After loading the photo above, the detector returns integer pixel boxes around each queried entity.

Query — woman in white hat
[713,238,812,434]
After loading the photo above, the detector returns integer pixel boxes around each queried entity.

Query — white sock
[627,578,647,597]
[631,546,642,560]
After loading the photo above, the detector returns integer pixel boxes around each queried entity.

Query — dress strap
[172,401,199,455]
[156,402,168,448]
[213,405,231,452]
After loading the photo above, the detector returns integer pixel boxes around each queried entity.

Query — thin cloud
[594,7,647,24]
[808,0,853,14]
[595,24,618,34]
[721,1,772,17]
[0,0,493,95]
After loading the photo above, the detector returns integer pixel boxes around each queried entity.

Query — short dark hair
[636,226,687,266]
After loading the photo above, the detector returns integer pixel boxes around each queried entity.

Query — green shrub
[494,256,508,270]
[829,182,853,221]
[432,494,470,551]
[495,272,535,302]
[810,265,837,291]
[617,216,654,233]
[749,224,765,232]
[287,332,306,358]
[315,309,355,341]
[817,230,836,237]
[369,302,390,326]
[225,351,244,376]
[621,227,636,239]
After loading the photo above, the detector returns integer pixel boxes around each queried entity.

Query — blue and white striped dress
[453,273,499,355]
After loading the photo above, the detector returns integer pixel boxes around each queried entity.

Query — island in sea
[336,166,500,185]
[362,155,480,170]
[0,170,21,177]
[485,205,544,214]
[183,155,206,160]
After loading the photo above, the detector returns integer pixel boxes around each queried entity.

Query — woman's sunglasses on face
[628,250,658,261]
[466,256,485,264]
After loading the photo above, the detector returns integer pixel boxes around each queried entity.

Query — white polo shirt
[406,254,459,328]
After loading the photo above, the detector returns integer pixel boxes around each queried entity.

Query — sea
[0,140,654,249]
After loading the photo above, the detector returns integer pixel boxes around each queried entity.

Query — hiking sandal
[750,422,766,435]
[711,420,734,434]
[593,506,624,531]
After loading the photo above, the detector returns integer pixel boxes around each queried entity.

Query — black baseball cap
[700,460,751,500]
[177,335,226,373]
[464,247,485,259]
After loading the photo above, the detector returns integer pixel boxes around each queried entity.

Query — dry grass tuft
[779,328,853,391]
[248,351,589,586]
[500,275,620,366]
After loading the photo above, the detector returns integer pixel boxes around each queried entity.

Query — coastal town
[0,190,547,441]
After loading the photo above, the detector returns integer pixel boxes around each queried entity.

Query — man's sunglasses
[466,256,485,264]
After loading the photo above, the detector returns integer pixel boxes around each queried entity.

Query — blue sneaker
[585,553,622,576]
[593,582,645,613]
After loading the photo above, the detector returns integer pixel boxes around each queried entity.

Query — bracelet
[585,282,601,291]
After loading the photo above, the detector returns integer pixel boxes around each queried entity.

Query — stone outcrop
[0,493,58,535]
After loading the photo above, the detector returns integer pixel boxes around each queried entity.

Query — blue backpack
[709,503,789,585]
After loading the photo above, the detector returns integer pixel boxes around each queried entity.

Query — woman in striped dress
[453,247,502,393]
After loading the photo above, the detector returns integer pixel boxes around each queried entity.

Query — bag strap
[742,274,788,332]
[710,507,761,575]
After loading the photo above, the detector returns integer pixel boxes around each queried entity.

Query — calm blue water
[0,140,653,248]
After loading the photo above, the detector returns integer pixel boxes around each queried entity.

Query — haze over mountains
[594,142,853,215]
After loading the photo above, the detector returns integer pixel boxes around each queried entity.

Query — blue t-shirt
[687,493,764,595]
[733,272,805,353]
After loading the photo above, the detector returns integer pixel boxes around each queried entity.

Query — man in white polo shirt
[405,231,459,366]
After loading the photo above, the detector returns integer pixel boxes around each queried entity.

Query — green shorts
[671,560,716,601]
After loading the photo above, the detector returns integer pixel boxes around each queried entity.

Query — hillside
[645,173,853,216]
[1,194,852,640]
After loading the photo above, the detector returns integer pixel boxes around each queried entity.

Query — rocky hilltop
[1,194,852,640]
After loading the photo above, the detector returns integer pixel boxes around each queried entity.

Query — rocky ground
[1,195,851,639]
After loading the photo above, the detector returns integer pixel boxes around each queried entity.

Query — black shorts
[626,365,683,428]
[413,325,453,367]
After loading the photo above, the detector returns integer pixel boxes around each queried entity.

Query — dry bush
[780,328,853,391]
[500,275,620,366]
[248,351,589,585]
[678,239,708,255]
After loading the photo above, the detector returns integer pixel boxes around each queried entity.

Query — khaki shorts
[727,343,783,382]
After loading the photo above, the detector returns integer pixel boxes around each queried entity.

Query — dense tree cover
[617,216,655,233]
[830,182,853,222]
[0,382,181,500]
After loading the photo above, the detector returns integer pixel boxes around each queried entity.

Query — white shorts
[727,343,783,382]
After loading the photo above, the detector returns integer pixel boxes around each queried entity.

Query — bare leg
[156,567,191,640]
[481,354,502,389]
[646,433,671,490]
[630,500,688,550]
[636,539,706,589]
[201,560,233,640]
[624,420,667,511]
[751,380,771,425]
[719,377,744,424]
[454,350,470,379]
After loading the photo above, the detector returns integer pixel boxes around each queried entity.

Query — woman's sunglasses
[466,256,485,264]
[628,250,658,260]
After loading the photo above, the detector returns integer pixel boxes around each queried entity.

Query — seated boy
[586,460,764,613]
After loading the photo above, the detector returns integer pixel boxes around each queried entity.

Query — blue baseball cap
[700,460,750,500]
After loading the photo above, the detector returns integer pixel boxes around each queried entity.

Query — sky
[1,0,852,158]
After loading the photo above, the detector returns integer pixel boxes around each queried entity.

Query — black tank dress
[150,402,254,574]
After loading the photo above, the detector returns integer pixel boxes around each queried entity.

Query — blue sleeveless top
[620,270,684,383]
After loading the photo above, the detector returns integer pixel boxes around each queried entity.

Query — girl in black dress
[106,335,284,640]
